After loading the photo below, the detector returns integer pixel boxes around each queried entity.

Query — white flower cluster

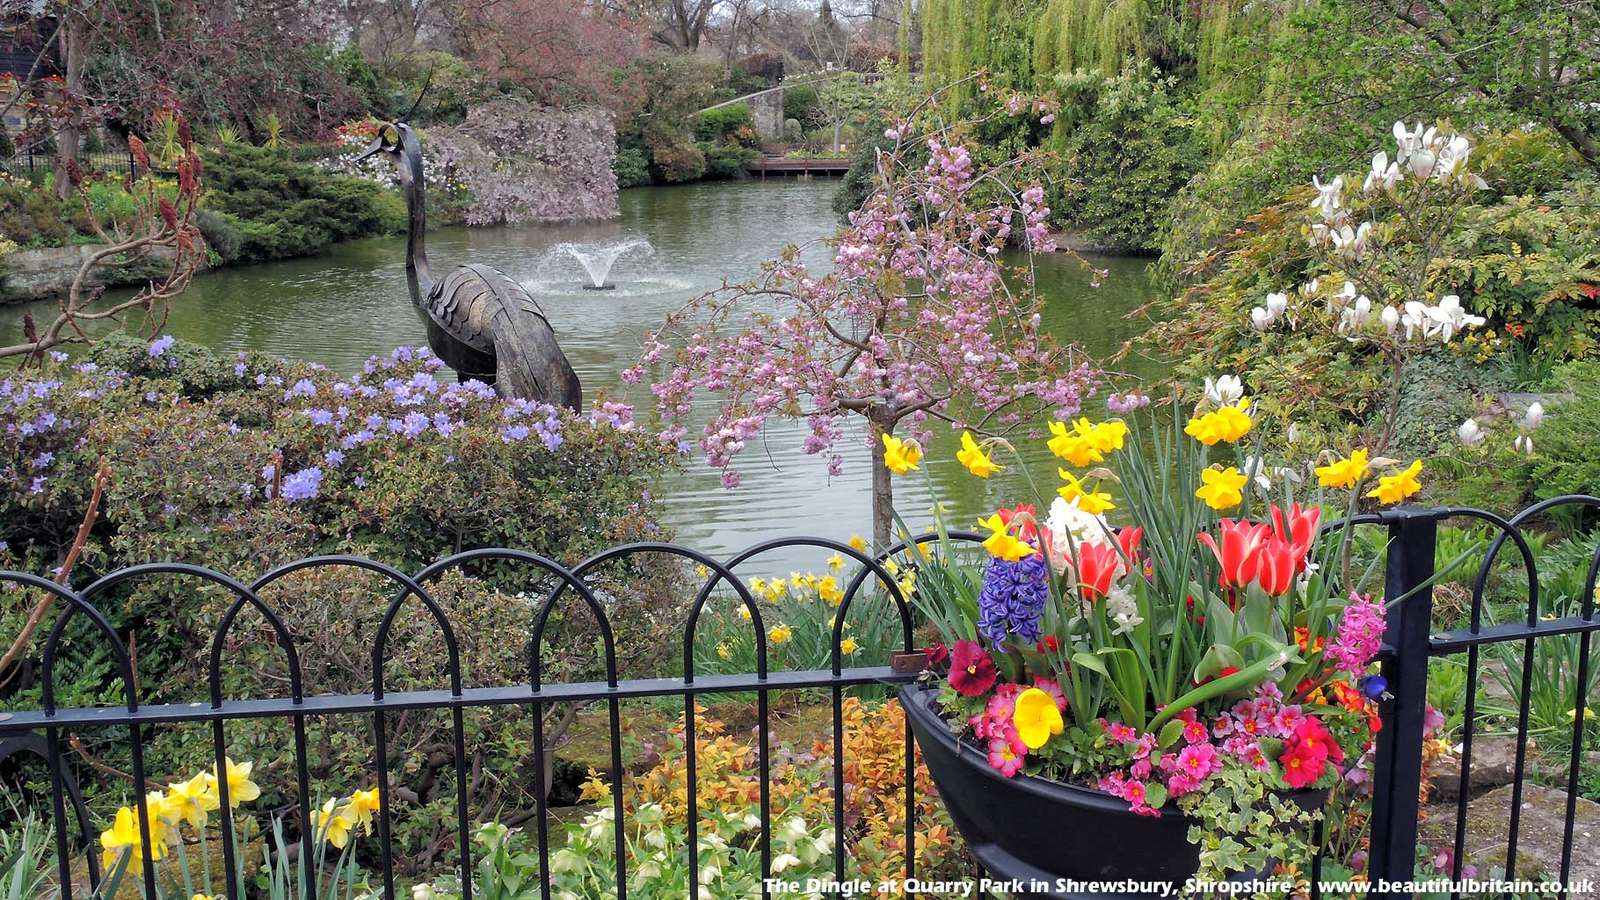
[1459,401,1545,456]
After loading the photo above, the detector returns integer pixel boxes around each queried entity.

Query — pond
[0,178,1162,570]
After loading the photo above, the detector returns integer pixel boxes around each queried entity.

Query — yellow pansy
[348,787,382,833]
[1195,466,1248,510]
[166,773,219,830]
[315,798,353,849]
[1011,688,1064,750]
[1184,400,1254,446]
[769,624,793,645]
[1057,469,1115,515]
[1367,459,1423,505]
[978,513,1034,562]
[213,758,260,807]
[956,431,1004,478]
[839,638,859,655]
[881,433,923,474]
[827,552,846,571]
[1315,448,1370,489]
[847,534,867,552]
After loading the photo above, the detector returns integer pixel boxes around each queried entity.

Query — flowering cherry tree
[626,93,1099,544]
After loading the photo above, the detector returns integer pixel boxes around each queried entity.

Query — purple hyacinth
[977,552,1049,644]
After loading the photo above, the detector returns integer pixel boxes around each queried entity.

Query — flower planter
[903,685,1201,898]
[903,685,1327,898]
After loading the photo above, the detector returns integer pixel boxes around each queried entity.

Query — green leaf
[1142,782,1169,809]
[1158,719,1185,749]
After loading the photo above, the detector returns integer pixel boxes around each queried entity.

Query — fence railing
[1,146,153,181]
[1,503,1596,899]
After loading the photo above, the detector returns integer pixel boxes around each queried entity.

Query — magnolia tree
[626,89,1099,544]
[1248,121,1498,453]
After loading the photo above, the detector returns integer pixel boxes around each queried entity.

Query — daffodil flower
[1195,466,1248,510]
[1315,449,1370,489]
[215,757,261,807]
[315,798,354,849]
[1057,468,1114,514]
[769,624,793,645]
[956,431,1003,477]
[881,433,922,474]
[1367,459,1423,505]
[978,513,1034,562]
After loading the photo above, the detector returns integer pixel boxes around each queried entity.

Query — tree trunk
[870,423,894,549]
[52,14,85,200]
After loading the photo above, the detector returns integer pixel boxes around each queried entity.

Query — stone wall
[0,244,192,305]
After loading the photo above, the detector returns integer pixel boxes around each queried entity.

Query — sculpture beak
[353,136,385,162]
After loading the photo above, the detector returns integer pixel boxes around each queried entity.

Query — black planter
[902,684,1200,900]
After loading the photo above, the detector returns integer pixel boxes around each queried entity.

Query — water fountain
[552,238,654,291]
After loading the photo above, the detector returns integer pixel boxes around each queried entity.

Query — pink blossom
[1329,592,1387,675]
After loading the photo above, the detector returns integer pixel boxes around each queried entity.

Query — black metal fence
[1,504,1596,899]
[2,146,140,181]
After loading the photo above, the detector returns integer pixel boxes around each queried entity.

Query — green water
[0,179,1161,568]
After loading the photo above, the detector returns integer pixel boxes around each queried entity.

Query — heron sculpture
[355,122,582,410]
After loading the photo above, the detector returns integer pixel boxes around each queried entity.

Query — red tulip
[999,504,1039,542]
[1115,526,1144,567]
[1196,519,1271,588]
[1269,503,1322,573]
[1068,541,1122,600]
[1256,536,1298,596]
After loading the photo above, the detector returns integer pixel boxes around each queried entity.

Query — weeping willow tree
[921,0,1040,105]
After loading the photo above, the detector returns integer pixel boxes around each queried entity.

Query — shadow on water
[0,178,1165,568]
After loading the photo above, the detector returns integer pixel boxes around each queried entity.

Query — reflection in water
[0,179,1161,570]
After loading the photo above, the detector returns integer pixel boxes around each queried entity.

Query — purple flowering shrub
[0,334,683,861]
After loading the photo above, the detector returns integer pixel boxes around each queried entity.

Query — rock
[0,242,199,304]
[1419,784,1600,884]
[1427,736,1535,803]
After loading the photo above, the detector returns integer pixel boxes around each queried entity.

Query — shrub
[0,177,73,246]
[192,208,244,263]
[202,145,406,262]
[694,104,755,143]
[1048,69,1204,252]
[613,146,652,188]
[698,142,757,179]
[644,126,706,183]
[0,335,681,872]
[1528,361,1600,506]
[783,85,824,130]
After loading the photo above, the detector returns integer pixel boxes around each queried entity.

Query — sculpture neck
[397,129,431,298]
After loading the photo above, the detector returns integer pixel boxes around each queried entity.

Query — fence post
[1367,505,1436,894]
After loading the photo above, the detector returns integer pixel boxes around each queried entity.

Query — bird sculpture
[355,122,582,410]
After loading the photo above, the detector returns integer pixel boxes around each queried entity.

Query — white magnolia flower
[1401,301,1433,341]
[1266,291,1290,318]
[413,885,436,900]
[1330,222,1371,260]
[1457,418,1485,446]
[1407,147,1437,179]
[1329,280,1358,310]
[1381,305,1401,335]
[1363,151,1400,194]
[1310,223,1331,247]
[1251,306,1276,331]
[1338,295,1373,333]
[1300,277,1322,297]
[1205,374,1245,406]
[1434,134,1472,182]
[1521,401,1545,430]
[1393,121,1425,160]
[1310,175,1344,221]
[1426,294,1485,342]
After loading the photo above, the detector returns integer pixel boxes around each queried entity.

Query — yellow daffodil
[1367,459,1423,505]
[956,431,1004,478]
[99,806,168,875]
[739,605,752,621]
[1195,466,1248,510]
[978,513,1034,562]
[213,758,260,807]
[898,576,916,598]
[840,638,859,655]
[881,433,922,474]
[1088,420,1128,454]
[1315,449,1370,489]
[1057,468,1115,515]
[818,575,843,605]
[847,534,867,552]
[769,624,793,645]
[884,559,900,576]
[166,773,219,830]
[695,563,709,578]
[827,552,846,571]
[749,577,766,594]
[765,579,787,601]
[1184,400,1254,446]
[1047,419,1104,467]
[716,642,731,660]
[1568,707,1595,721]
[315,798,353,849]
[348,787,382,833]
[1011,687,1064,750]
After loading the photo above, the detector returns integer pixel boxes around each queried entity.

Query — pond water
[0,179,1162,570]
